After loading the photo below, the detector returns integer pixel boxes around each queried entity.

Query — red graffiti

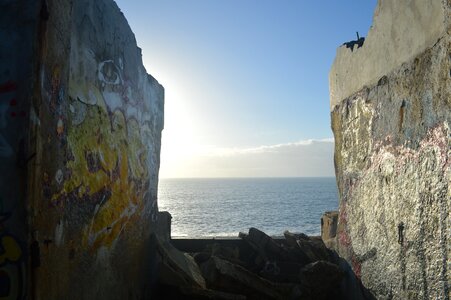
[338,231,352,248]
[351,256,362,278]
[0,82,25,118]
[10,111,26,118]
[0,81,17,94]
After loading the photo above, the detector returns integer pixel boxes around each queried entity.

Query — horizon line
[159,176,336,180]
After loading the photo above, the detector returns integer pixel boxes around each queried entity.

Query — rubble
[298,261,344,300]
[154,226,372,299]
[153,234,206,289]
[199,256,286,300]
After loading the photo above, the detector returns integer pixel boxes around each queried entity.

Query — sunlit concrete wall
[329,0,446,110]
[1,0,164,298]
[330,1,450,299]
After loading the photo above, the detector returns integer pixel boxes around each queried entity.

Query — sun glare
[159,87,205,178]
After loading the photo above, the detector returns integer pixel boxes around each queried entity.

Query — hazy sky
[114,0,377,178]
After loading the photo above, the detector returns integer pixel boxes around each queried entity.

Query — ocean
[157,177,338,237]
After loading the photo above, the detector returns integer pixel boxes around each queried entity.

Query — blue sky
[115,0,377,177]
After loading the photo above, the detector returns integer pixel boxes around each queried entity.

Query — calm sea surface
[158,177,338,237]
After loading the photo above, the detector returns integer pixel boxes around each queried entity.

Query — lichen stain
[51,84,148,251]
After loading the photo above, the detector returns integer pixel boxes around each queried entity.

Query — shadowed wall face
[1,0,164,298]
[331,1,450,299]
[0,1,40,299]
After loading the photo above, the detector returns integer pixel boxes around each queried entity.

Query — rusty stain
[56,118,64,135]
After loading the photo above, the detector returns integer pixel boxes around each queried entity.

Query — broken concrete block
[321,211,338,249]
[199,256,288,300]
[283,230,333,266]
[259,260,304,284]
[283,230,309,248]
[153,234,206,289]
[240,228,306,265]
[298,260,344,300]
[156,211,172,241]
[296,237,331,262]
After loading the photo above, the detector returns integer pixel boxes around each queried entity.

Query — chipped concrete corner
[330,0,450,299]
[1,0,164,298]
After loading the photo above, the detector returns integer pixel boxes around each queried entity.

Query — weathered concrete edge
[329,0,448,111]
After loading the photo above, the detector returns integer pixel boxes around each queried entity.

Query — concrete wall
[330,0,446,110]
[1,0,164,298]
[330,1,450,299]
[0,1,40,299]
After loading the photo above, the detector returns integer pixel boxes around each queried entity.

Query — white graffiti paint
[55,169,63,185]
[30,107,41,126]
[98,60,122,85]
[74,90,97,106]
[70,99,87,126]
[55,219,64,247]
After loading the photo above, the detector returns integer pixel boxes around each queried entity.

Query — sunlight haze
[114,0,377,178]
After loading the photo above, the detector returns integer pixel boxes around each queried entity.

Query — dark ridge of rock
[239,228,311,267]
[199,255,288,300]
[154,284,247,300]
[298,260,344,300]
[259,260,304,284]
[159,227,375,299]
[152,234,206,289]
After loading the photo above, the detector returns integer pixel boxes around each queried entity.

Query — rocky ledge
[151,212,374,300]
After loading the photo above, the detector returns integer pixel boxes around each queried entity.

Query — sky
[115,0,377,178]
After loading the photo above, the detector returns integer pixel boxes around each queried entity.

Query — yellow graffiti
[0,236,22,264]
[53,84,149,251]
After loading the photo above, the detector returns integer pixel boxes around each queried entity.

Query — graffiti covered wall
[330,1,450,299]
[2,0,164,298]
[32,0,164,298]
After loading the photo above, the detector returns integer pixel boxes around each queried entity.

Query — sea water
[158,177,338,237]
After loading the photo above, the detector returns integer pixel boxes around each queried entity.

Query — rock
[296,237,332,262]
[298,260,344,300]
[335,257,376,300]
[154,285,247,300]
[259,260,304,284]
[199,256,289,300]
[240,228,308,266]
[283,231,309,247]
[180,288,247,300]
[153,234,206,289]
[194,242,254,272]
[165,228,364,299]
[283,230,333,263]
[208,243,245,267]
[156,211,172,241]
[193,252,212,265]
